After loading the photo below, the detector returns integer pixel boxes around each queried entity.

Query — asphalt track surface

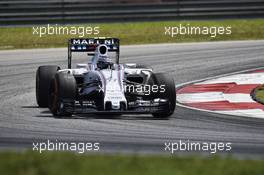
[0,40,264,158]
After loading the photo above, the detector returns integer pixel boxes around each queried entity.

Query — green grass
[0,151,264,175]
[1,19,264,50]
[255,85,264,104]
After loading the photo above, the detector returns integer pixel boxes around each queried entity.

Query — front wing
[61,99,170,114]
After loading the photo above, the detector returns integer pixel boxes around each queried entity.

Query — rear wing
[68,38,120,69]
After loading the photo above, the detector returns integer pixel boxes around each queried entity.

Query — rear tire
[152,73,176,119]
[36,65,60,107]
[48,72,76,117]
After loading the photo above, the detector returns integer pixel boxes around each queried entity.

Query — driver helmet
[97,56,113,69]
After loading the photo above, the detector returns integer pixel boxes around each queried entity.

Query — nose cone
[111,101,120,110]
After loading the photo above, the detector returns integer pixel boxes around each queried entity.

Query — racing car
[36,38,176,118]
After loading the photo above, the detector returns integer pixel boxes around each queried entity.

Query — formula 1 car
[36,38,176,118]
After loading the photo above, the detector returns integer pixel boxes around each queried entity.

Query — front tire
[48,72,76,117]
[36,65,60,107]
[152,73,176,119]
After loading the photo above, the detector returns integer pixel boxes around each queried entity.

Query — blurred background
[1,0,264,25]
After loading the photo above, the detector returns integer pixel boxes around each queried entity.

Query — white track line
[197,73,264,85]
[177,93,255,103]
